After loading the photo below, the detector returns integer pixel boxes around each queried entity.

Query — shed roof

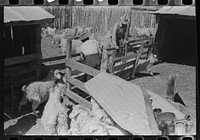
[4,6,55,24]
[131,6,162,11]
[147,6,195,17]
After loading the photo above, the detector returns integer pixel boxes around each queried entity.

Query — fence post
[65,39,72,90]
[108,50,116,74]
[129,42,144,79]
[100,49,108,72]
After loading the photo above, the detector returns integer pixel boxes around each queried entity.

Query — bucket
[157,112,176,124]
[175,121,186,135]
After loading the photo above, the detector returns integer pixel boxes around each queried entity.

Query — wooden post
[108,50,116,74]
[129,42,144,79]
[100,49,108,72]
[65,39,72,90]
[35,24,42,80]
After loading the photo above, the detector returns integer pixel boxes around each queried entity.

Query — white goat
[41,85,69,135]
[52,31,65,45]
[131,24,158,38]
[18,69,62,117]
[46,27,56,37]
[58,38,82,55]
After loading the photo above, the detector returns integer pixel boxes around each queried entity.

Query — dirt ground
[4,35,196,135]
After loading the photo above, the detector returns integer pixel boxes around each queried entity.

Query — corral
[4,6,196,135]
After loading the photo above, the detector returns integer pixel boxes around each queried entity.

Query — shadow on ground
[4,114,37,135]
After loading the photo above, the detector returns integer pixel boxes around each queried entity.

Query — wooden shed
[149,6,197,66]
[3,6,54,113]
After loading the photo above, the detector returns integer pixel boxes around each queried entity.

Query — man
[112,14,130,53]
[79,30,102,81]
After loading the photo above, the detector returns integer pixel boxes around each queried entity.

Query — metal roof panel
[152,6,195,17]
[4,6,54,23]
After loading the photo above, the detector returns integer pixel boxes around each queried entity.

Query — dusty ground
[4,35,196,135]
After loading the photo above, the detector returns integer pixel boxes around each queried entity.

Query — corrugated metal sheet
[85,72,186,135]
[131,6,162,11]
[85,72,152,135]
[147,6,195,17]
[4,6,54,23]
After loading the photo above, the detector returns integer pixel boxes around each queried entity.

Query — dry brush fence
[41,6,157,36]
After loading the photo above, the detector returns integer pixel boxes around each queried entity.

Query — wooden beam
[41,53,81,63]
[5,54,38,66]
[65,75,90,95]
[140,83,160,134]
[128,37,151,43]
[4,19,54,26]
[108,50,116,74]
[114,53,137,63]
[42,55,66,63]
[100,49,109,72]
[65,39,72,90]
[114,60,136,72]
[129,43,144,79]
[64,89,92,110]
[65,58,100,77]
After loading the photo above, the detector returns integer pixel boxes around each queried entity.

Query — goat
[18,69,62,117]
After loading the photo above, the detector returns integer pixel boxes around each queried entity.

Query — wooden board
[65,58,100,77]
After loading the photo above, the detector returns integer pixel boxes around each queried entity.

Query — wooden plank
[128,37,152,43]
[108,50,116,74]
[42,55,66,63]
[129,43,144,79]
[41,53,80,63]
[5,54,38,66]
[114,60,135,72]
[64,89,92,110]
[65,39,72,90]
[65,75,90,95]
[100,49,109,72]
[65,58,100,77]
[139,83,160,134]
[114,53,137,63]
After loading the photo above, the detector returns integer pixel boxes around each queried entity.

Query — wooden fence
[57,37,158,109]
[41,6,156,36]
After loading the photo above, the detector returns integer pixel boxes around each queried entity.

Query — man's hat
[120,14,130,25]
